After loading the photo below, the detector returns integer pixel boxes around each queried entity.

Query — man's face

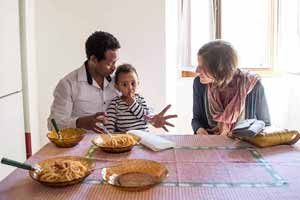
[94,49,119,77]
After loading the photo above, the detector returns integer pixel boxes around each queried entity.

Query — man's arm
[47,79,77,130]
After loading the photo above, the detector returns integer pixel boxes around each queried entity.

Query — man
[48,31,177,133]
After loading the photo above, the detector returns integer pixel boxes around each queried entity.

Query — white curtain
[277,0,300,73]
[177,0,191,69]
[177,0,215,70]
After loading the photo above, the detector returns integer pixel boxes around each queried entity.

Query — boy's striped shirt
[105,95,150,132]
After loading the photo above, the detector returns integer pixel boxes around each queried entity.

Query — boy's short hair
[115,64,138,83]
[85,31,120,61]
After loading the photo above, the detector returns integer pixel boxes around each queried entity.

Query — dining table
[1,133,300,200]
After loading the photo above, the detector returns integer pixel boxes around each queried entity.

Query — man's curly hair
[85,31,120,61]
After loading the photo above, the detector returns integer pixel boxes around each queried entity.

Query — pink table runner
[1,134,300,200]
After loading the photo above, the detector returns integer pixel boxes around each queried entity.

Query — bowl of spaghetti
[47,128,86,148]
[92,133,138,153]
[29,156,95,187]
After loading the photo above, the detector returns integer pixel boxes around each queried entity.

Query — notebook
[127,130,176,151]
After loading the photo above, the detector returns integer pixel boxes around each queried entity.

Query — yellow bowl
[47,128,86,148]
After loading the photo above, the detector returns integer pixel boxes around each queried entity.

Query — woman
[192,40,271,135]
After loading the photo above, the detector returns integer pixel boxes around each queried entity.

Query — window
[180,0,280,77]
[277,0,300,73]
[190,0,213,66]
[222,0,273,68]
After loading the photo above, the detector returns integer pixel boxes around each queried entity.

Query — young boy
[105,64,150,132]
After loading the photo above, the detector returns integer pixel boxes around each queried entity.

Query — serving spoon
[51,118,62,140]
[1,157,42,173]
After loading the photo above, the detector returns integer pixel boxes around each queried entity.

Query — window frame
[181,0,278,78]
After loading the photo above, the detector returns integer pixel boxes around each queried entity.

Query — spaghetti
[104,135,136,148]
[38,160,87,182]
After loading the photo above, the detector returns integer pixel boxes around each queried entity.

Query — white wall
[34,0,167,144]
[0,0,22,97]
[263,74,300,130]
[0,0,26,180]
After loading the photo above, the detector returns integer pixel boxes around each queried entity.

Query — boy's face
[115,72,139,98]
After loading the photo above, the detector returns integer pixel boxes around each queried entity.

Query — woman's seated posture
[192,40,270,135]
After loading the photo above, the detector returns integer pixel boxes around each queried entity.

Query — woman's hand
[207,126,220,135]
[196,128,209,135]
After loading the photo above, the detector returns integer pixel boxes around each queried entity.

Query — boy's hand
[145,104,178,132]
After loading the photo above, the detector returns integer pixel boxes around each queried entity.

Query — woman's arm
[255,81,271,126]
[246,80,271,126]
[191,77,209,133]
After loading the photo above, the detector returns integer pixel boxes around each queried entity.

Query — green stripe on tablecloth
[249,148,287,184]
[85,144,98,158]
[174,146,248,150]
[83,179,287,188]
[84,145,287,188]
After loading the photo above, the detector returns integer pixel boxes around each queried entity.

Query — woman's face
[196,55,214,84]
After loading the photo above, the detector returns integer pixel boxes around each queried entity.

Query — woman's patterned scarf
[207,70,260,135]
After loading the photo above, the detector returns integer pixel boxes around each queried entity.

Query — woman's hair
[85,31,120,61]
[115,63,138,83]
[197,40,238,87]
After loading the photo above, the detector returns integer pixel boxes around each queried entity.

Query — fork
[96,122,113,138]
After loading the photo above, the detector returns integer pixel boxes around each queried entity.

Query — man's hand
[76,112,107,134]
[145,104,177,132]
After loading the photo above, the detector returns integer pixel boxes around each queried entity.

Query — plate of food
[1,156,95,187]
[92,133,139,153]
[29,156,95,187]
[102,159,168,191]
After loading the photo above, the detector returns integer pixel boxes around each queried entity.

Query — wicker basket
[239,129,300,148]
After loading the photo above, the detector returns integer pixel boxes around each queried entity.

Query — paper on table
[127,130,176,151]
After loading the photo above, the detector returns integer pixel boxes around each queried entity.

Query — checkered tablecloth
[1,134,300,200]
